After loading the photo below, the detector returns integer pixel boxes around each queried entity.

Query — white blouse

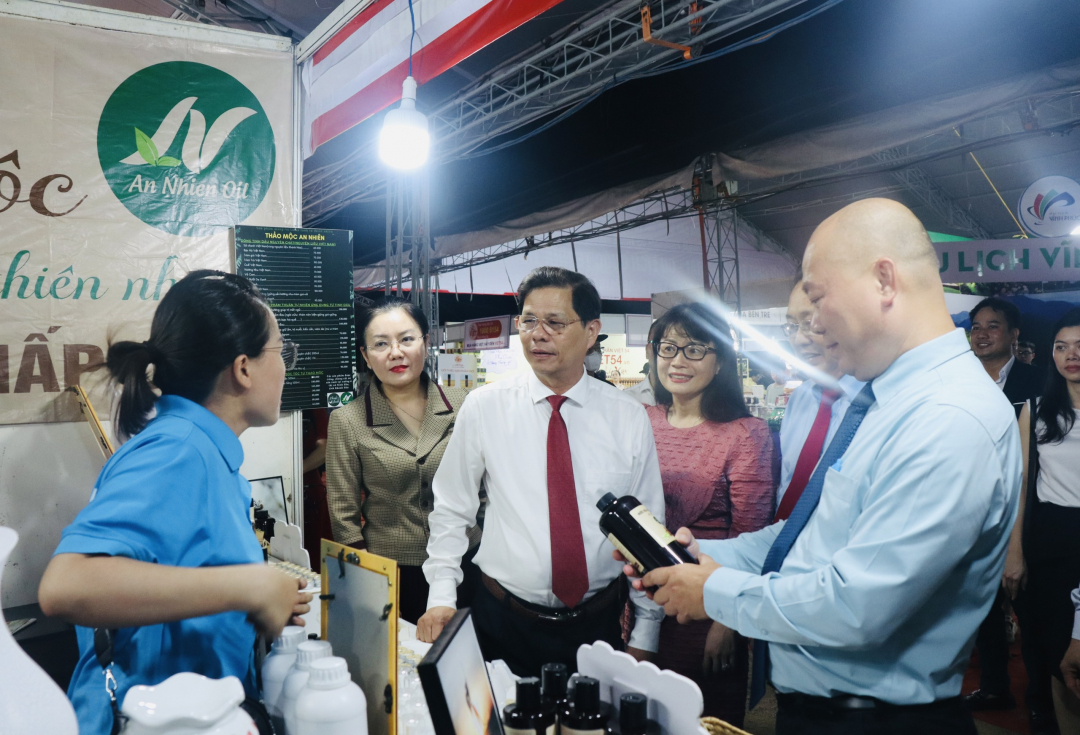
[1036,408,1080,507]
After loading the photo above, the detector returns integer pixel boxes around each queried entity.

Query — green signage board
[233,226,355,411]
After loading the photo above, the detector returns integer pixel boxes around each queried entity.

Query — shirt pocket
[580,469,633,507]
[799,466,861,563]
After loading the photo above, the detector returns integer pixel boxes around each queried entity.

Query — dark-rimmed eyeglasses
[654,341,715,361]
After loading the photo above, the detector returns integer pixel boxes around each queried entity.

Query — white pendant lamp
[379,75,430,170]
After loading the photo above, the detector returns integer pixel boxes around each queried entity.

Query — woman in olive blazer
[326,301,481,623]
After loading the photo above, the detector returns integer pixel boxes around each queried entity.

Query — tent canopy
[309,0,1080,266]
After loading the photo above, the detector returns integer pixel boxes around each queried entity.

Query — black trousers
[975,589,1011,694]
[397,546,481,625]
[470,579,624,677]
[974,587,1052,711]
[776,696,977,735]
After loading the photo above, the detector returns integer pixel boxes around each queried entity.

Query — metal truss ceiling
[355,91,1080,294]
[357,166,797,292]
[733,93,1080,199]
[873,151,991,239]
[158,0,295,37]
[304,0,811,225]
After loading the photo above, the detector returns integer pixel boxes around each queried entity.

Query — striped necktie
[749,382,876,708]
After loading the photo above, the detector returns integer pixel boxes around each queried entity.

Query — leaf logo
[98,61,276,236]
[120,97,256,173]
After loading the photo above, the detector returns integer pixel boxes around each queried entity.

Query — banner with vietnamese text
[0,14,295,424]
[936,237,1080,283]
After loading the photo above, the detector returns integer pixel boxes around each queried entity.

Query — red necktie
[546,396,590,608]
[774,389,841,522]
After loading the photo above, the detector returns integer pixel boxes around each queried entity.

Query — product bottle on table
[597,493,696,575]
[560,676,611,735]
[605,693,659,735]
[541,663,569,728]
[503,677,557,735]
[261,625,306,730]
[294,656,368,735]
[281,639,333,735]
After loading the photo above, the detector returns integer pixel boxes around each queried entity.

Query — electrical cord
[408,0,417,77]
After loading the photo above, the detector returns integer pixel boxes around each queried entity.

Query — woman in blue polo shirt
[38,270,312,735]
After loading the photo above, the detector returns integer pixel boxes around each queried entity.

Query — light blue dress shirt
[700,329,1022,704]
[56,395,264,735]
[776,374,866,509]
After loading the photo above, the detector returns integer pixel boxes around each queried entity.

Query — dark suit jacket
[1002,359,1043,416]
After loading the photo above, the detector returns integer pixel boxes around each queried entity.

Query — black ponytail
[106,270,272,438]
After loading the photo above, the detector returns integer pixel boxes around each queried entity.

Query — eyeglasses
[516,315,580,335]
[782,320,814,338]
[264,341,299,370]
[654,341,715,361]
[366,334,422,354]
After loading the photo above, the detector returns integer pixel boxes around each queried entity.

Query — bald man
[629,200,1021,734]
[775,282,866,518]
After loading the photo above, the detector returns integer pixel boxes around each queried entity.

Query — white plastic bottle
[281,639,333,735]
[0,527,78,735]
[261,625,306,730]
[294,656,368,735]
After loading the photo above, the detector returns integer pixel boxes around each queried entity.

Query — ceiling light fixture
[379,0,429,170]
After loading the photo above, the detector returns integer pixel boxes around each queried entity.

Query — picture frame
[320,539,399,735]
[249,475,289,525]
[418,609,504,735]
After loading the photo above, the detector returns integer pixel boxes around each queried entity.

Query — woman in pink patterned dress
[647,303,775,727]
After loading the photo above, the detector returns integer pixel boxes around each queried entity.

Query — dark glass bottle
[541,663,569,720]
[597,493,696,575]
[604,693,660,735]
[504,677,557,735]
[560,676,611,735]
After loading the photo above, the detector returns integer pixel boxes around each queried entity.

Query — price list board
[233,226,356,411]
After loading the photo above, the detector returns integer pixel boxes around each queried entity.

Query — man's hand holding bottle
[613,527,720,624]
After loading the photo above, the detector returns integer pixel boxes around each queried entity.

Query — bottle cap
[295,639,332,671]
[620,692,648,730]
[541,663,568,701]
[271,625,306,653]
[308,657,351,690]
[515,677,541,710]
[572,676,600,712]
[597,492,618,511]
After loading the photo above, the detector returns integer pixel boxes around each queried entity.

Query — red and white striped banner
[302,0,564,157]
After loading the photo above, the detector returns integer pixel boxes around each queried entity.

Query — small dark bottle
[541,663,569,719]
[560,676,611,735]
[597,493,697,575]
[504,677,557,735]
[604,693,660,735]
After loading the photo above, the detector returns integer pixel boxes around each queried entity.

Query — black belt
[480,573,625,624]
[777,692,963,713]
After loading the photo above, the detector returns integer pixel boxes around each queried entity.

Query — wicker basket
[701,716,752,735]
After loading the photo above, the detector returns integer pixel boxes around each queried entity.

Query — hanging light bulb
[379,76,429,170]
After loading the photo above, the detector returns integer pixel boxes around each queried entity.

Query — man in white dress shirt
[775,282,865,516]
[623,321,660,406]
[418,266,665,675]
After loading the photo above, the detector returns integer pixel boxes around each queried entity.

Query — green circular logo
[97,61,275,237]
